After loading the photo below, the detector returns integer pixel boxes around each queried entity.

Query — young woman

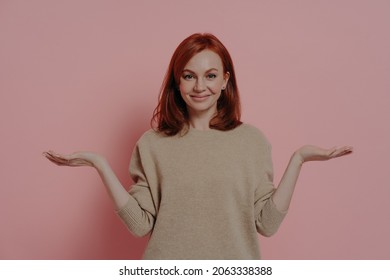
[44,33,352,259]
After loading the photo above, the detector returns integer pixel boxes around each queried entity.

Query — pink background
[1,0,389,259]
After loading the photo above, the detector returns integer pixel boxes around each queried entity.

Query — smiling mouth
[190,95,211,100]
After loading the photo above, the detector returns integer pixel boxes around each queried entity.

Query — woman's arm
[271,145,353,212]
[43,151,130,210]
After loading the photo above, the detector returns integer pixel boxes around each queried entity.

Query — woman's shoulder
[237,123,271,144]
[136,124,271,146]
[136,128,164,143]
[135,128,177,149]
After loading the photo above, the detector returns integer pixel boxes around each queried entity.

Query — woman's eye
[207,74,217,79]
[183,74,194,80]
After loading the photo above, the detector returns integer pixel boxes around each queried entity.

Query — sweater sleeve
[254,142,287,237]
[116,142,156,237]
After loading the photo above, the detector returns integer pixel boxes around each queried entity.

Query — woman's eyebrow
[182,68,219,73]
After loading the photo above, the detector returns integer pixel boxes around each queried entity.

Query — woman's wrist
[90,154,108,170]
[292,150,305,166]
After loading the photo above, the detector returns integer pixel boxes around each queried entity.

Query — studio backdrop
[1,0,389,259]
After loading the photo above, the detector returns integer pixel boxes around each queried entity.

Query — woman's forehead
[183,50,223,72]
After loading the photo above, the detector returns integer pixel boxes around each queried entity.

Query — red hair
[151,33,242,136]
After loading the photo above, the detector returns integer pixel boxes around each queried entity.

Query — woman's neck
[188,109,216,131]
[189,120,210,131]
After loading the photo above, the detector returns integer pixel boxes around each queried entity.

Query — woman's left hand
[295,145,353,164]
[43,150,105,168]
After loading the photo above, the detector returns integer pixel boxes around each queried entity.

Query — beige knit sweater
[117,123,287,259]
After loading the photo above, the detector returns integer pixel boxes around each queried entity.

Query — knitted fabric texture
[117,123,287,259]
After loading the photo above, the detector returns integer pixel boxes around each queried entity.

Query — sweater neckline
[186,123,245,137]
[187,126,220,136]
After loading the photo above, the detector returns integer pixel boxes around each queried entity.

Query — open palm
[296,145,353,163]
[43,151,103,167]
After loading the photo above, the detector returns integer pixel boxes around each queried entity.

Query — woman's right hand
[43,151,105,168]
[43,150,131,211]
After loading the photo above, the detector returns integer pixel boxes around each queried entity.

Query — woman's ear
[223,71,230,89]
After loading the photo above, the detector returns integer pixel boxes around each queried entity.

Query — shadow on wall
[71,110,152,259]
[104,109,152,260]
[77,197,149,260]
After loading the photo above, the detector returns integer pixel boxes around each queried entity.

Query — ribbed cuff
[116,197,151,237]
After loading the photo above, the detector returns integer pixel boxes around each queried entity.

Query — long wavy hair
[151,33,242,136]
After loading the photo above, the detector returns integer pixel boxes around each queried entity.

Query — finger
[44,151,65,159]
[43,151,59,161]
[43,151,56,158]
[339,147,353,157]
[327,147,338,157]
[43,151,72,166]
[331,146,353,158]
[45,155,69,166]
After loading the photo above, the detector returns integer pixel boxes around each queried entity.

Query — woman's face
[179,50,229,118]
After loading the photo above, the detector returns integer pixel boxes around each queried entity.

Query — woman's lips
[190,95,211,101]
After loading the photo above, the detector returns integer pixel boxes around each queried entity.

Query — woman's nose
[194,78,206,92]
